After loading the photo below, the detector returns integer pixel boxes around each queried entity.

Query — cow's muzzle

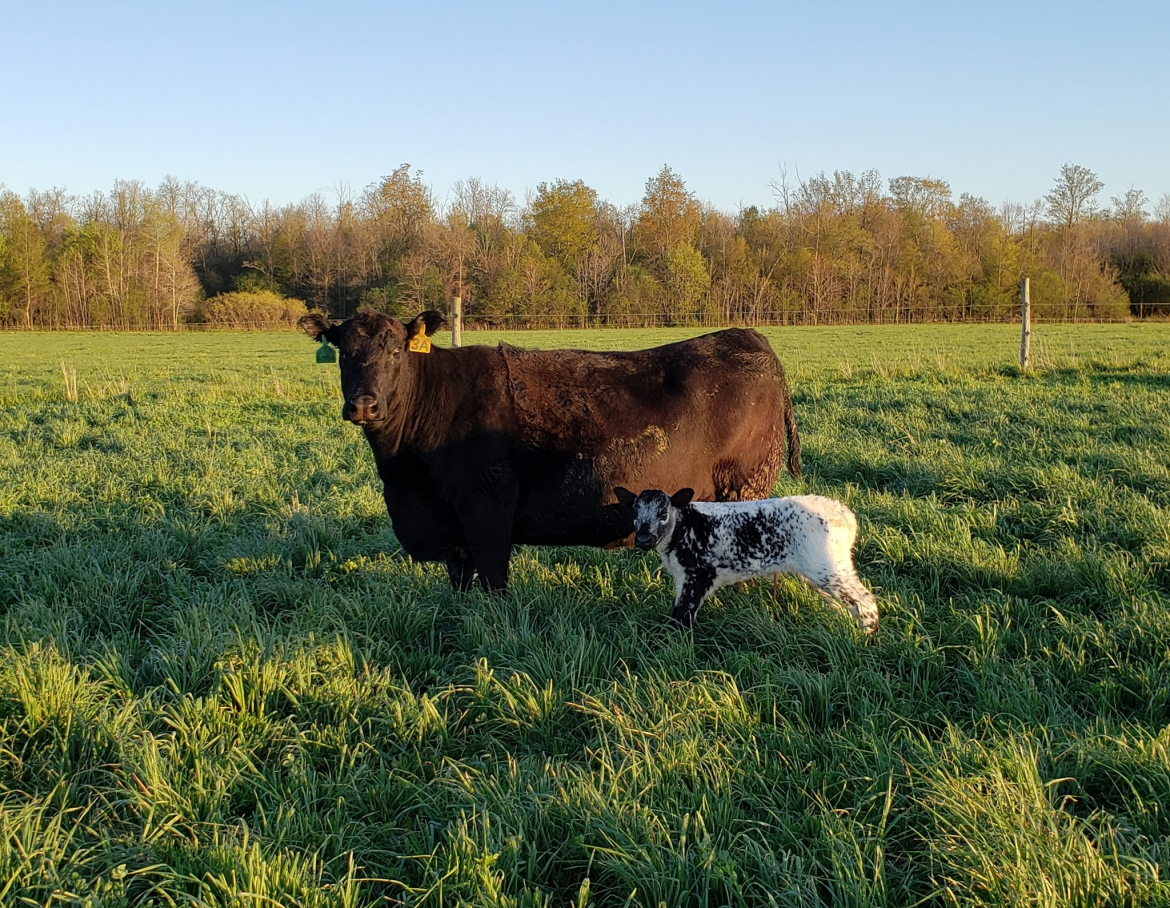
[634,532,655,550]
[344,394,380,425]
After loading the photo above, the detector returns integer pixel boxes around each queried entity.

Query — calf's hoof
[669,609,696,630]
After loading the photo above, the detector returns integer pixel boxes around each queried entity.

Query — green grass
[1,324,1169,906]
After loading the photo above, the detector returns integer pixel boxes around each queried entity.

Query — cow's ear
[670,488,695,508]
[420,310,447,336]
[298,311,336,341]
[613,486,636,508]
[405,310,447,341]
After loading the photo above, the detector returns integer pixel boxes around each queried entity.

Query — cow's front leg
[444,547,476,592]
[455,475,518,593]
[462,515,513,592]
[670,569,716,629]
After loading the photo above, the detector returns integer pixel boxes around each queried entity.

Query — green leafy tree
[664,242,711,323]
[0,228,8,322]
[950,193,1018,319]
[889,176,953,220]
[528,179,599,270]
[606,264,664,325]
[0,190,52,326]
[633,166,701,268]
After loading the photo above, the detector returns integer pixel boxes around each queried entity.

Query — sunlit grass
[1,324,1168,905]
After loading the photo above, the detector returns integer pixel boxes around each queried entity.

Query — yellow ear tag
[407,334,432,353]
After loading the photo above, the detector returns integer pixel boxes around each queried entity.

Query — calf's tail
[777,364,802,476]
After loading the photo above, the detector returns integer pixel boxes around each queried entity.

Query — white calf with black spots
[614,487,879,633]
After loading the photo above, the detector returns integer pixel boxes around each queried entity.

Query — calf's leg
[797,507,878,634]
[819,568,879,635]
[670,569,716,629]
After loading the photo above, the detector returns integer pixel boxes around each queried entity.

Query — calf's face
[299,310,445,426]
[615,487,694,550]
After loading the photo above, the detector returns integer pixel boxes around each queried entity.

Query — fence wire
[3,305,1157,331]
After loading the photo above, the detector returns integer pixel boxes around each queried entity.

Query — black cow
[299,309,800,592]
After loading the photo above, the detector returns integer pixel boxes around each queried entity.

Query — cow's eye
[392,347,402,357]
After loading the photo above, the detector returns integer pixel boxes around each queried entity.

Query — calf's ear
[298,311,336,341]
[670,488,695,508]
[613,486,636,508]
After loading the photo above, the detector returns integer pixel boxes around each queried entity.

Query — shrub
[197,291,309,329]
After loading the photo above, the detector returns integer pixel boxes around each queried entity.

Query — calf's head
[299,309,445,426]
[614,487,695,551]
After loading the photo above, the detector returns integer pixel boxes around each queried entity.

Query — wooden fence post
[1019,277,1031,371]
[451,294,462,347]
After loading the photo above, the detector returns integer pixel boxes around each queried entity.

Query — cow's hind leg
[713,449,783,502]
[712,459,749,502]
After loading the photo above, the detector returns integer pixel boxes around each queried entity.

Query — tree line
[1,163,1168,329]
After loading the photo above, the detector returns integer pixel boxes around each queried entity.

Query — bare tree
[361,164,435,280]
[1045,163,1103,229]
[1155,194,1170,225]
[1110,187,1148,222]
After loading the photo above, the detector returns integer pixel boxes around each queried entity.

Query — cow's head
[614,486,694,551]
[299,309,446,426]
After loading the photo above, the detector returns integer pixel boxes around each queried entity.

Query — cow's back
[501,329,781,452]
[501,329,791,545]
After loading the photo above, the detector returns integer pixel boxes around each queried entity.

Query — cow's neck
[363,350,450,457]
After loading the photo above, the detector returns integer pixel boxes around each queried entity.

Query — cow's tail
[777,364,801,476]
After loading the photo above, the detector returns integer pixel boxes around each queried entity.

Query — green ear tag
[316,339,336,363]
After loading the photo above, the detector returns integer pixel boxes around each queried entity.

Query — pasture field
[1,323,1169,907]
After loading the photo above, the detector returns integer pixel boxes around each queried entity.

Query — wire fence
[3,304,1162,331]
[453,307,1143,330]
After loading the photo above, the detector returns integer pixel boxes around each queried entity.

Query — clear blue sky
[2,0,1167,214]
